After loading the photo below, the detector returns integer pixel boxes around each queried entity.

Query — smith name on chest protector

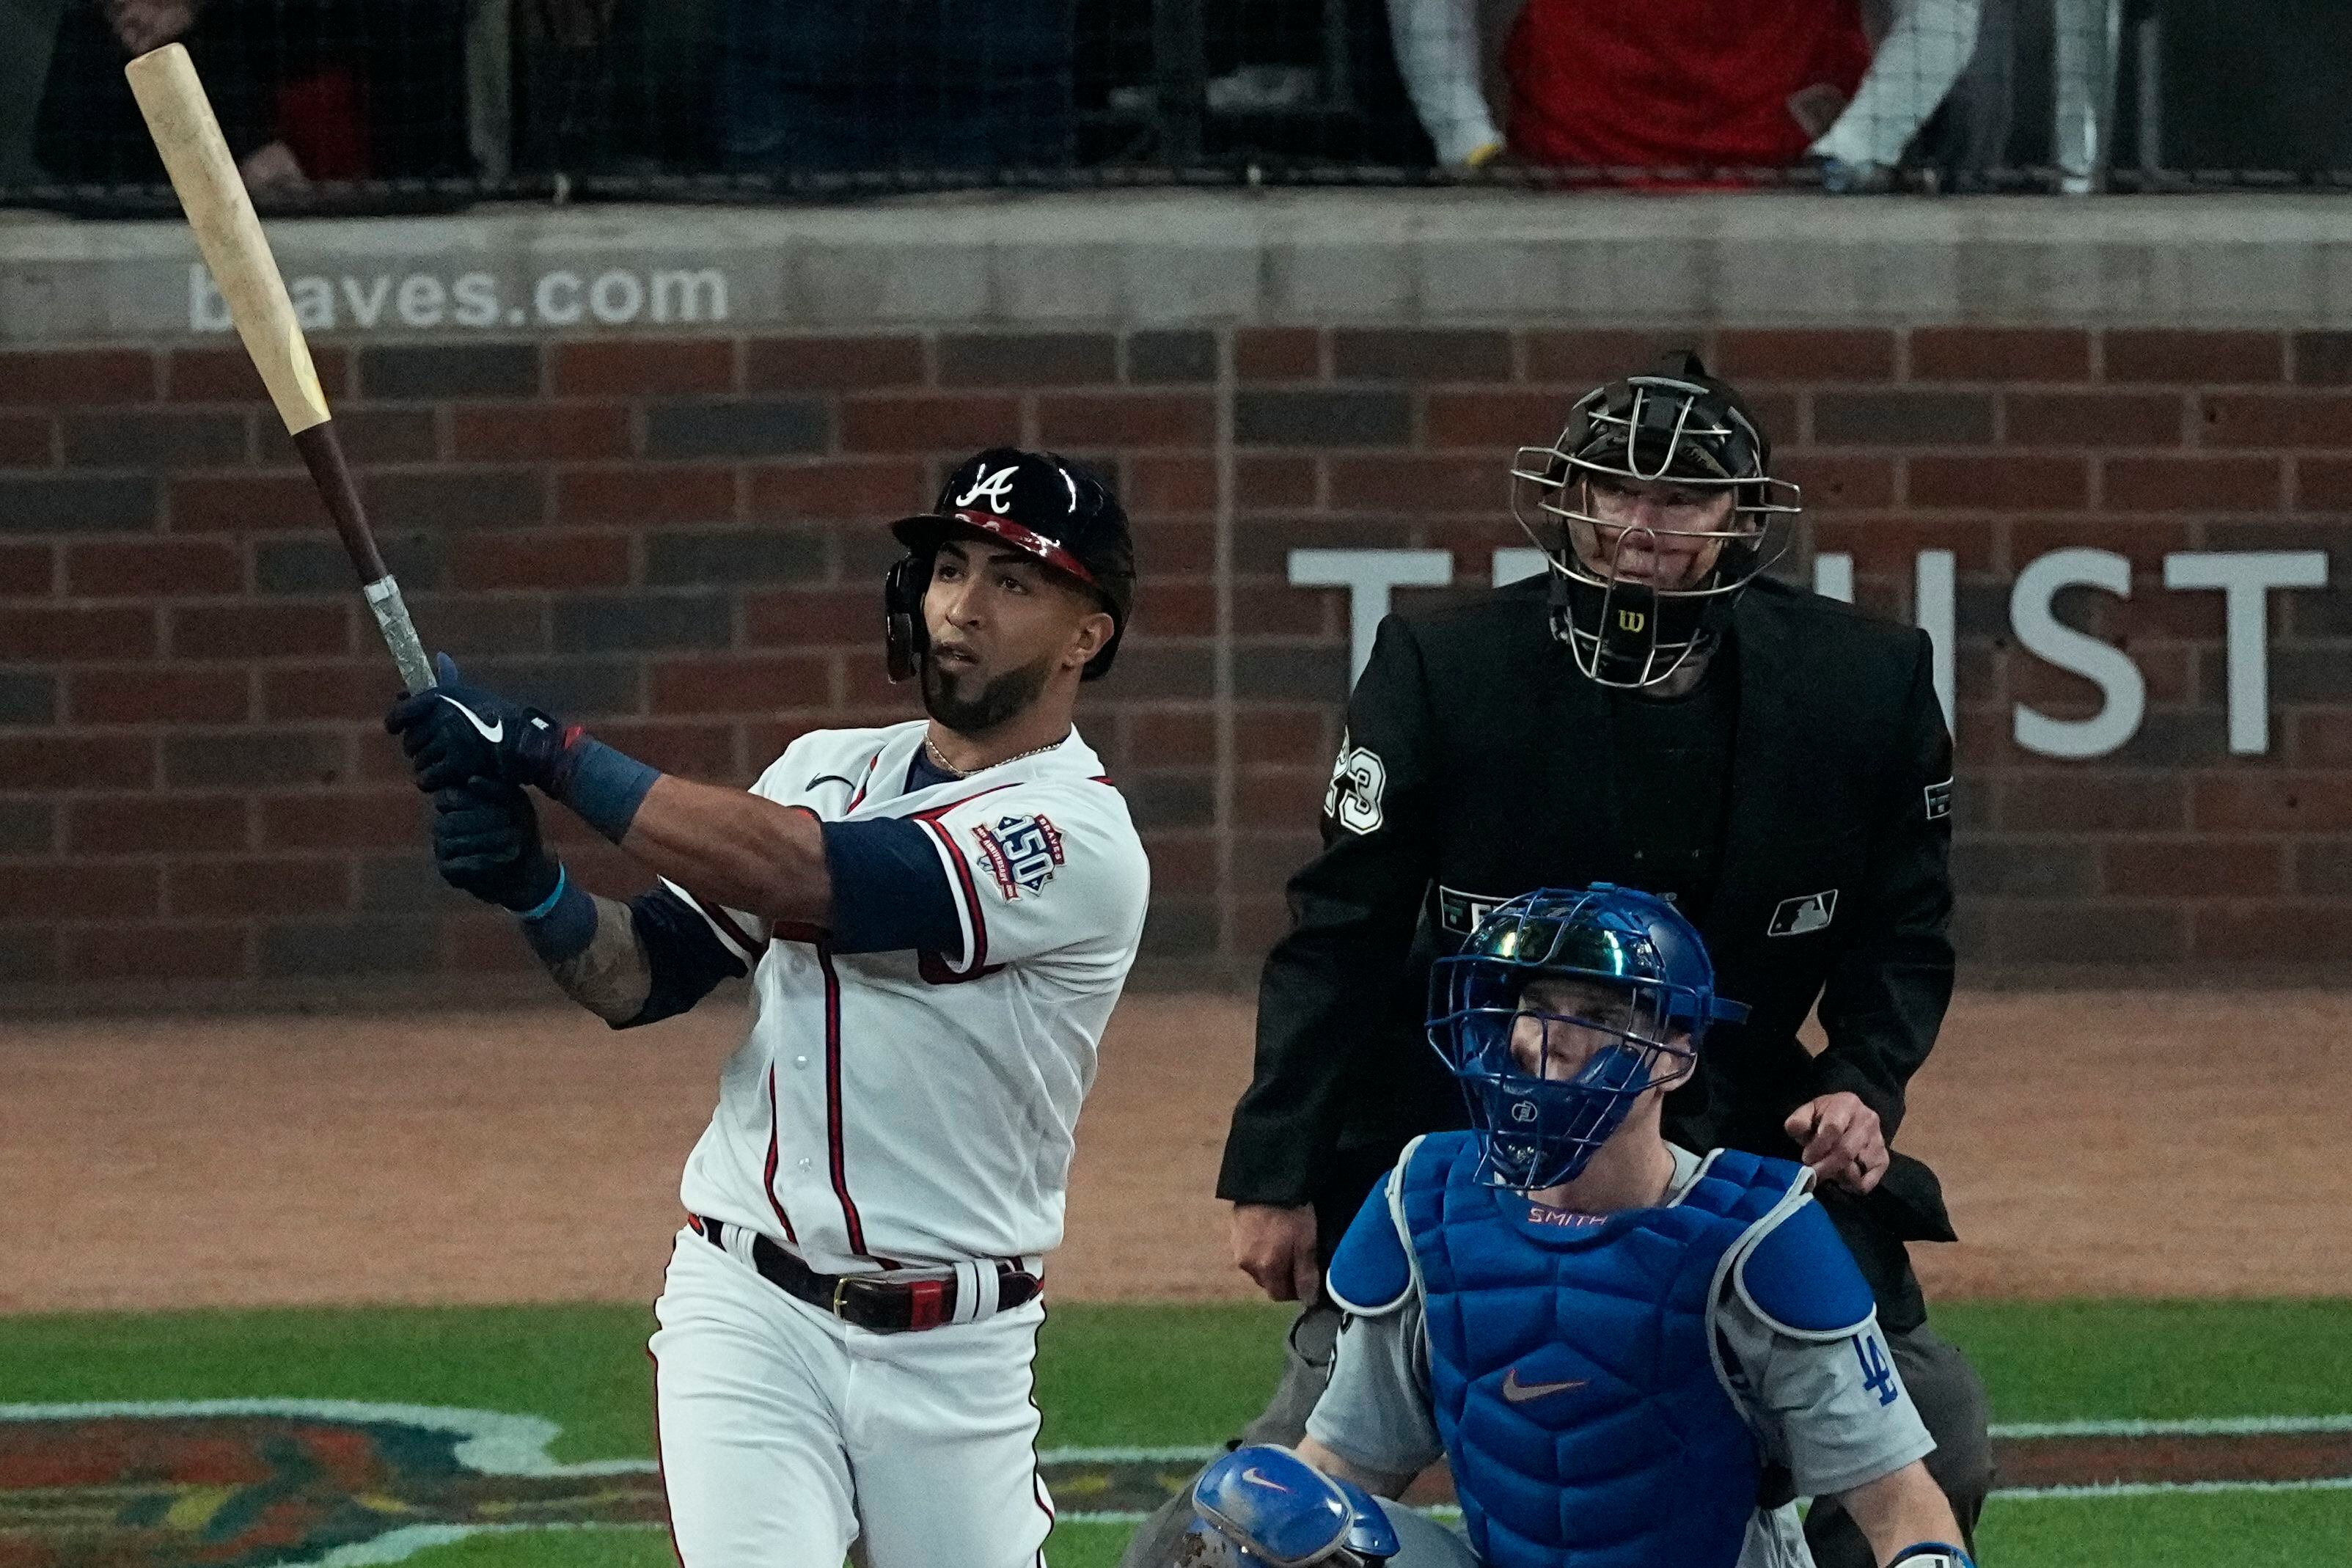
[1329,1130,1877,1568]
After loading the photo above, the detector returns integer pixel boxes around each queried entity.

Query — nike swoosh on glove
[385,652,570,795]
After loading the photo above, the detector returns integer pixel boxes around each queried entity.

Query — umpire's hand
[1230,1203,1322,1305]
[1786,1092,1889,1194]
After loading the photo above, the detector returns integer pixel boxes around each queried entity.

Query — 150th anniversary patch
[973,813,1066,900]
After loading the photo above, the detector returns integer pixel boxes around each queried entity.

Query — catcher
[1180,885,1971,1568]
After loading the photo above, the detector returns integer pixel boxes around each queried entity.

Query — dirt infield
[2,989,2348,1314]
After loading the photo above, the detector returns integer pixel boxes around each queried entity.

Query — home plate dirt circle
[4,1404,2348,1565]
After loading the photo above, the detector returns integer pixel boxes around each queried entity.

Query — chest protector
[1399,1131,1808,1568]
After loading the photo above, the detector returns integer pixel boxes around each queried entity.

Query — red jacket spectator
[1506,0,1870,172]
[1388,0,1984,181]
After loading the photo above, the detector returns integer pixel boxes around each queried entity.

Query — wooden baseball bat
[124,43,436,695]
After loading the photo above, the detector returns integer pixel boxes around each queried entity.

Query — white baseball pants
[651,1227,1055,1567]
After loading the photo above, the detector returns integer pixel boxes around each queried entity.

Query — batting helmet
[1509,352,1799,689]
[1428,884,1749,1190]
[884,447,1136,684]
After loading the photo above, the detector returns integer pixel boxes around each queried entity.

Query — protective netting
[1,1,2345,212]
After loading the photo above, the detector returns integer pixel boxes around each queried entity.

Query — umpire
[1123,352,1990,1568]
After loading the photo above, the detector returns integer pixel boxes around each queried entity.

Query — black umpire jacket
[1217,574,1959,1330]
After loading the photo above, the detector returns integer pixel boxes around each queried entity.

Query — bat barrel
[127,43,433,693]
[123,44,330,438]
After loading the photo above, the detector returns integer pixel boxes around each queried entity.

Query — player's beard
[919,648,1053,738]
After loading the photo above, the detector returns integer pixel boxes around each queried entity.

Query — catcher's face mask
[1429,885,1747,1191]
[1511,362,1799,689]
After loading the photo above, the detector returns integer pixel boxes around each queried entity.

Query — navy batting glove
[386,653,660,843]
[431,782,563,912]
[386,653,567,794]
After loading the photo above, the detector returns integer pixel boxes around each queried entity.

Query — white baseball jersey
[664,719,1148,1274]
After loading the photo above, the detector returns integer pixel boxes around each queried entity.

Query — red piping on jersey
[761,1065,799,1245]
[843,750,883,813]
[679,884,765,966]
[816,941,871,1259]
[910,780,1018,975]
[917,816,992,976]
[710,903,765,963]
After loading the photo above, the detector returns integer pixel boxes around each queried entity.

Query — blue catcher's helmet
[1428,884,1749,1190]
[1180,1445,1399,1567]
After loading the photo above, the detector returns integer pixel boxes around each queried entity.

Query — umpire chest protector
[1333,1131,1871,1568]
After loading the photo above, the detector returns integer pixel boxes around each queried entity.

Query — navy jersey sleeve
[821,817,963,956]
[621,884,750,1027]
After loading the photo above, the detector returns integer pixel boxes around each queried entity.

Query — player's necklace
[924,731,1066,780]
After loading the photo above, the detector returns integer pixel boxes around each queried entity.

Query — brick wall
[1,324,2346,1000]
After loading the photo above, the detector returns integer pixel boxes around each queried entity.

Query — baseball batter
[1179,886,1968,1568]
[386,448,1149,1567]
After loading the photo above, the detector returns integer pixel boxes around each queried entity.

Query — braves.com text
[188,264,729,334]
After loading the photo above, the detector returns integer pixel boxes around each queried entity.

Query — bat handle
[364,575,436,694]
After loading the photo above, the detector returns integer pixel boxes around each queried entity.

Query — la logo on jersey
[955,465,1020,514]
[974,813,1066,899]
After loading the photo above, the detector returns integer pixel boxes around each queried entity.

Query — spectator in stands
[33,0,469,194]
[1384,0,1986,186]
[717,0,1077,175]
[516,0,719,177]
[1,0,67,188]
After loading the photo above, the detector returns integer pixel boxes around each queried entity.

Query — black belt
[694,1217,1041,1333]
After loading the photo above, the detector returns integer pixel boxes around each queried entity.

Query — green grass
[6,1299,2351,1567]
[1033,1301,1294,1446]
[0,1301,655,1461]
[1978,1490,2352,1568]
[389,1532,672,1568]
[1932,1299,2352,1420]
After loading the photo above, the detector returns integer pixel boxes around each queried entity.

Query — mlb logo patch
[972,813,1066,900]
[1767,889,1838,937]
